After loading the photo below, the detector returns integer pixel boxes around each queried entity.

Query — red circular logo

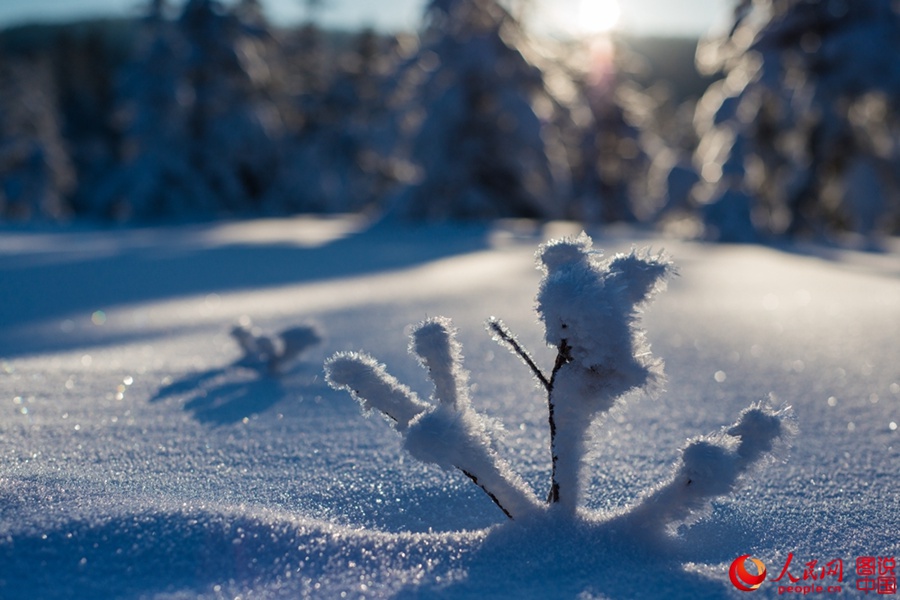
[730,554,767,592]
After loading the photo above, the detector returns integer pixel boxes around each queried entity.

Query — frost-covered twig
[231,320,322,374]
[486,316,561,502]
[535,234,673,512]
[622,403,795,537]
[486,317,549,391]
[325,318,541,520]
[325,232,794,531]
[545,338,572,504]
[487,235,675,510]
[324,352,429,431]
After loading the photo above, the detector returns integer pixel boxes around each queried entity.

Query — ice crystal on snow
[325,233,793,537]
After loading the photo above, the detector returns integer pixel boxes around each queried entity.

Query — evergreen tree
[567,41,659,224]
[98,0,282,219]
[0,51,75,220]
[95,0,211,219]
[177,0,281,212]
[694,0,900,241]
[389,0,569,220]
[53,29,121,215]
[266,27,402,214]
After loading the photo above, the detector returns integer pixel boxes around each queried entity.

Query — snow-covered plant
[325,233,793,533]
[622,402,792,537]
[326,318,540,519]
[232,320,322,375]
[528,233,671,512]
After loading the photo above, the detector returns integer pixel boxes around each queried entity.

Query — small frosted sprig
[324,232,794,535]
[324,352,429,431]
[530,234,675,511]
[622,402,795,537]
[232,320,322,374]
[486,317,550,391]
[325,318,541,520]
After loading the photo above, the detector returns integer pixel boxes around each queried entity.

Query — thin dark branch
[369,394,514,519]
[547,338,572,504]
[549,339,572,387]
[486,318,550,391]
[461,468,513,519]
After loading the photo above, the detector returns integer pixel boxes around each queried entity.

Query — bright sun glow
[577,0,621,34]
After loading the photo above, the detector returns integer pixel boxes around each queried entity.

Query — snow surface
[1,217,898,599]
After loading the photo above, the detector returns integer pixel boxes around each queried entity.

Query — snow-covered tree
[636,88,702,227]
[266,28,404,214]
[176,0,282,212]
[94,0,214,218]
[388,0,570,220]
[326,233,793,532]
[694,0,900,241]
[52,30,120,216]
[551,36,694,226]
[0,52,75,221]
[97,0,282,219]
[565,39,652,224]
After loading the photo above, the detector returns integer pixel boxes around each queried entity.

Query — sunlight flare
[577,0,621,34]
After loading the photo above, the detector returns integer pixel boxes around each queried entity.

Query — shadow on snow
[0,219,493,357]
[150,359,330,426]
[0,503,771,600]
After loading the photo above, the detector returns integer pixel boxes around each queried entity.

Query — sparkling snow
[1,218,897,599]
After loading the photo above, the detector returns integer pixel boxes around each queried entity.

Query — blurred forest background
[1,0,898,244]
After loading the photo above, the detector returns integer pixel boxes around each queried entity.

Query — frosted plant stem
[326,352,522,517]
[546,339,572,504]
[461,470,514,519]
[486,318,549,391]
[409,318,542,520]
[325,352,432,432]
[485,318,571,505]
[621,403,793,538]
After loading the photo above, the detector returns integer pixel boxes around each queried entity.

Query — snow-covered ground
[1,217,897,599]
